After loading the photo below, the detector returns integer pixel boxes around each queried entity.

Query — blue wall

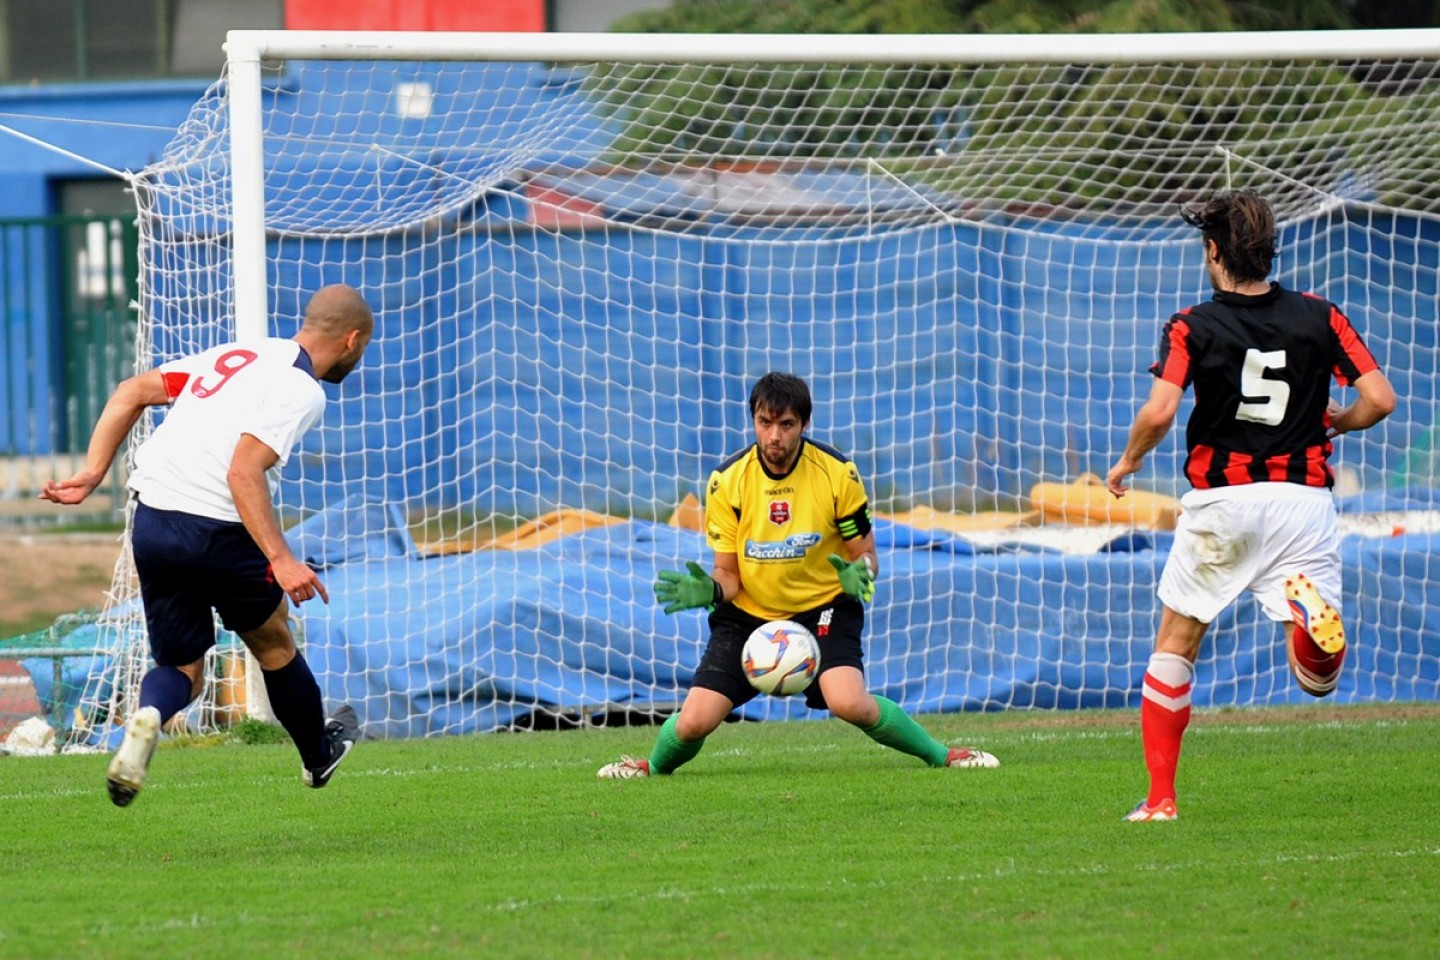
[0,81,207,186]
[0,80,210,456]
[6,73,1437,505]
[237,208,1440,520]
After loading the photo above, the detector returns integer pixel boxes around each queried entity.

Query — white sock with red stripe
[1140,652,1194,807]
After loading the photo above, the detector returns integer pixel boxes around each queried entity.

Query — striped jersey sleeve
[1149,310,1195,387]
[1325,303,1379,386]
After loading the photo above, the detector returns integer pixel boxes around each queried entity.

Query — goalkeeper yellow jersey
[705,438,873,621]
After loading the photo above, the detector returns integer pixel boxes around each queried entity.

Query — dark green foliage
[589,5,1440,213]
[614,0,969,35]
[594,61,969,162]
[611,0,1364,35]
[231,717,290,745]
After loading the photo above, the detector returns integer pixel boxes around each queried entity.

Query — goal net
[78,29,1440,740]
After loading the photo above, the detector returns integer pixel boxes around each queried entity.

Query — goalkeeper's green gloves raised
[828,553,876,603]
[654,560,722,614]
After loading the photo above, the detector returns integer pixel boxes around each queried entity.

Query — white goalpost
[78,28,1440,740]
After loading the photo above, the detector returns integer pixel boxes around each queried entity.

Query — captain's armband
[836,502,872,540]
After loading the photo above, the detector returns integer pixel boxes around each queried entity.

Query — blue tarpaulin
[29,499,1440,740]
[291,510,1440,738]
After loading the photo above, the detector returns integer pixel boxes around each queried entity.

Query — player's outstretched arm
[1107,378,1183,498]
[229,434,328,606]
[39,371,170,505]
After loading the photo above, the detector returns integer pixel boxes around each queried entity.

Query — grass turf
[1,705,1436,960]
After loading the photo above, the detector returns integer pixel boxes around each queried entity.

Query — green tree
[613,0,970,35]
[611,0,1363,34]
[614,0,1440,34]
[598,0,1440,210]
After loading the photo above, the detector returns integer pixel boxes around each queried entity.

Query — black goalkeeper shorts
[691,595,865,711]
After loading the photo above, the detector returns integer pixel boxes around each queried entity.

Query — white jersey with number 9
[127,338,325,523]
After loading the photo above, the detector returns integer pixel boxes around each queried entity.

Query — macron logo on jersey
[744,532,822,561]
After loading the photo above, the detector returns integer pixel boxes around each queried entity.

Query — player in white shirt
[41,284,374,806]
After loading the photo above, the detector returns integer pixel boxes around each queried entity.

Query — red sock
[1140,652,1194,806]
[1289,626,1346,696]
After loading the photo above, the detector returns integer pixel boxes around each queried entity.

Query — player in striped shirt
[598,372,998,780]
[1107,190,1395,821]
[41,284,374,806]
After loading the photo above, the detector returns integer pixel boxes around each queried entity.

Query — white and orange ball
[742,620,821,696]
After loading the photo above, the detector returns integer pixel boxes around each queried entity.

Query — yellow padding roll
[1029,473,1179,530]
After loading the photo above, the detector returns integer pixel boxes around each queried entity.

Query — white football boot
[597,755,651,779]
[107,706,161,807]
[945,747,1000,769]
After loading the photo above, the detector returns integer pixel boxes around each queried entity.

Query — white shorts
[1158,482,1341,625]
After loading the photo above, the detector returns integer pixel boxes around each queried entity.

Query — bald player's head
[301,284,374,337]
[298,284,374,383]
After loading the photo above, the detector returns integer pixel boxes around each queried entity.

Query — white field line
[0,716,1415,803]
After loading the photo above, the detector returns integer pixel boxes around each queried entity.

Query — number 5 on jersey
[1236,348,1290,426]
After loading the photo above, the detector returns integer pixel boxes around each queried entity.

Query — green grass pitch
[2,705,1437,960]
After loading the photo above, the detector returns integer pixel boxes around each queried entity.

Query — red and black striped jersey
[1150,282,1379,490]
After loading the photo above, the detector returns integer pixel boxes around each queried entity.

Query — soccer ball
[742,620,821,696]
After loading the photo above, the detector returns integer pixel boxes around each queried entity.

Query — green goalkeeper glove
[654,561,722,614]
[828,553,876,603]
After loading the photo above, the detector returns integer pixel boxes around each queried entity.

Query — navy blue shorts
[131,501,284,667]
[693,595,866,711]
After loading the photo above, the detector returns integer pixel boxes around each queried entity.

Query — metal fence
[1,214,136,528]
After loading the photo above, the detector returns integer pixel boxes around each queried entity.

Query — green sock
[862,695,950,767]
[648,714,705,775]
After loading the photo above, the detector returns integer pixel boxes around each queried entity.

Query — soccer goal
[78,28,1440,741]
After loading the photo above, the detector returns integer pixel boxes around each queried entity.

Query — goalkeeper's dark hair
[749,372,811,424]
[1180,188,1276,283]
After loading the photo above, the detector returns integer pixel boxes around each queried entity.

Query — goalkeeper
[598,372,998,779]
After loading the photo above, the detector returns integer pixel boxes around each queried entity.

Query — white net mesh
[77,39,1440,739]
